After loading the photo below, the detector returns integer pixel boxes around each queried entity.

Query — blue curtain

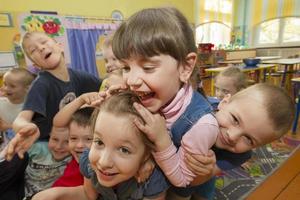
[67,29,105,77]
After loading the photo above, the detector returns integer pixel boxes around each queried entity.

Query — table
[205,64,276,96]
[218,56,281,66]
[262,58,300,87]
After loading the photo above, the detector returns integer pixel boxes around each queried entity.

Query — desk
[262,58,300,87]
[245,145,300,200]
[205,64,276,96]
[218,56,281,66]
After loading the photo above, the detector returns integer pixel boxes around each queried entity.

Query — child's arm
[53,92,103,128]
[134,103,218,187]
[5,110,39,161]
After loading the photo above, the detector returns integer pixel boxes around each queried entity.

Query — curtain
[65,19,118,77]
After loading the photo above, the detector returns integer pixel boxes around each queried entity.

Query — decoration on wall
[0,13,13,27]
[21,15,65,37]
[111,10,123,21]
[12,33,24,61]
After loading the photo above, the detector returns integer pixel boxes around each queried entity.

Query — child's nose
[99,150,113,168]
[227,130,242,144]
[127,73,142,88]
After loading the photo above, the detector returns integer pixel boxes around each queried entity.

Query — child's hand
[185,150,216,176]
[79,92,106,107]
[185,150,216,185]
[135,158,155,183]
[105,84,127,97]
[5,123,40,161]
[133,102,171,152]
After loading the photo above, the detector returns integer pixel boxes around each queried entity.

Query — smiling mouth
[135,91,155,101]
[99,169,118,176]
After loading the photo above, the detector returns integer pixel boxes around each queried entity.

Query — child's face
[23,33,63,70]
[214,75,239,100]
[122,55,184,113]
[69,121,93,162]
[215,93,277,153]
[48,128,70,161]
[103,45,123,73]
[89,111,147,187]
[2,72,28,103]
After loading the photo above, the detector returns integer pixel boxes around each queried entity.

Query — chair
[291,77,300,134]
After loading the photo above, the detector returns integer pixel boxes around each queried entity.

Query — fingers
[106,84,127,97]
[5,137,18,161]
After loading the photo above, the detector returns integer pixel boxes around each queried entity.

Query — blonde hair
[5,67,35,86]
[216,66,247,92]
[231,83,295,137]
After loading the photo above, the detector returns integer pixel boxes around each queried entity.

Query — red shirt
[52,157,83,187]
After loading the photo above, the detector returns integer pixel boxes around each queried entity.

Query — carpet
[213,140,297,200]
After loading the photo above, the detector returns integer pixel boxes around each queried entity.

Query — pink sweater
[153,84,219,187]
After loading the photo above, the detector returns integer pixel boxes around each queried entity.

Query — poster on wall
[18,13,71,73]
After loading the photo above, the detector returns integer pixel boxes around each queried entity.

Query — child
[0,68,35,134]
[24,126,71,198]
[99,69,124,91]
[214,66,247,100]
[134,83,294,200]
[31,91,168,200]
[6,31,101,161]
[0,68,35,200]
[110,7,293,200]
[112,4,215,186]
[52,102,95,187]
[102,34,123,73]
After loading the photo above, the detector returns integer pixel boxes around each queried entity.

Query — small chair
[291,77,300,134]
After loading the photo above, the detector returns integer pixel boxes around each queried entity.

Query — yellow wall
[0,0,194,51]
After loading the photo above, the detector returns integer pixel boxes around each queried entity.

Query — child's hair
[71,107,95,128]
[112,7,197,68]
[90,91,154,151]
[216,66,247,91]
[230,83,294,137]
[6,67,35,86]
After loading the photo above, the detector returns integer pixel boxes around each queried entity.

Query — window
[255,17,300,47]
[196,22,231,47]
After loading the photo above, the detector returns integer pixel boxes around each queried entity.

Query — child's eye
[94,138,104,146]
[69,137,77,141]
[30,48,36,54]
[119,147,131,154]
[243,136,254,146]
[122,66,130,73]
[231,114,239,125]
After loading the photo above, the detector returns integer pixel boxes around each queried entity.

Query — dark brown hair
[112,7,197,66]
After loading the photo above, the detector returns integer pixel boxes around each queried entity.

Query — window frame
[254,16,300,48]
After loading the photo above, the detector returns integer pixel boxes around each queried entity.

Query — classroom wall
[0,0,194,52]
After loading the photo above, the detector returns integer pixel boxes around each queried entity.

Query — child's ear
[218,94,231,110]
[179,52,197,83]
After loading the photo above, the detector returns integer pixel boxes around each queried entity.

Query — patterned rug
[213,140,297,200]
